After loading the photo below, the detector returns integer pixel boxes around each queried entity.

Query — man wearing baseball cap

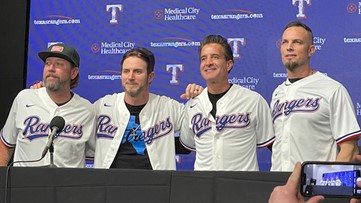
[0,43,96,167]
[38,43,80,89]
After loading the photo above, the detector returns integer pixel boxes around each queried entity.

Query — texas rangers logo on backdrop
[106,4,123,24]
[228,38,245,59]
[272,97,321,122]
[293,0,311,19]
[23,116,84,140]
[166,64,184,85]
[191,113,251,137]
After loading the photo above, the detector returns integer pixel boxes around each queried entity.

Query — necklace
[131,124,141,139]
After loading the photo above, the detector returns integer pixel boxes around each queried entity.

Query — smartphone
[301,161,361,197]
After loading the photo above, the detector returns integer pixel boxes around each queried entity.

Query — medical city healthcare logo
[346,3,358,13]
[91,41,136,55]
[154,6,201,21]
[346,2,361,14]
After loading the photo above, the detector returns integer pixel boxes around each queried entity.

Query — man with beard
[270,21,361,171]
[0,43,96,167]
[94,47,198,170]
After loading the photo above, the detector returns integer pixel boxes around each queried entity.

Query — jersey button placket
[213,128,222,169]
[283,85,291,169]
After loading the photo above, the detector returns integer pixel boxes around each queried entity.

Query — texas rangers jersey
[93,92,184,170]
[0,87,96,167]
[270,72,361,171]
[180,85,275,171]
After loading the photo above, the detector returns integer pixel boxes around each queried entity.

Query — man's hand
[30,81,44,89]
[180,83,203,99]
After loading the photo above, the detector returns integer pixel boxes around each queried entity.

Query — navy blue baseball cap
[38,43,80,67]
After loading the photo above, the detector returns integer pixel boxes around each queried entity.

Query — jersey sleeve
[0,94,20,148]
[179,101,196,151]
[168,98,185,132]
[330,86,361,143]
[255,94,275,148]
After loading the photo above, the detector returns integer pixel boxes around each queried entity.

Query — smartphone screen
[301,161,361,197]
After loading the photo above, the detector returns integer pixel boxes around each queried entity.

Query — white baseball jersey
[270,72,361,171]
[93,92,184,170]
[0,87,96,167]
[180,85,275,171]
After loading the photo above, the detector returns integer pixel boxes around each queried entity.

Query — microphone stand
[48,143,57,168]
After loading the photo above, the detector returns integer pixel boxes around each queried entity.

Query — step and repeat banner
[26,0,361,170]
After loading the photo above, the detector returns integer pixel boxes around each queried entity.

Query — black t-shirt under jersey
[208,84,232,118]
[110,102,152,169]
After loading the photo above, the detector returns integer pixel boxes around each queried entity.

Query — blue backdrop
[26,0,361,170]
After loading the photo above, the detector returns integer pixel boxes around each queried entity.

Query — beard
[122,83,145,97]
[44,76,66,92]
[284,61,299,72]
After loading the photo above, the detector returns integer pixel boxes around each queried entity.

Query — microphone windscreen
[49,116,65,133]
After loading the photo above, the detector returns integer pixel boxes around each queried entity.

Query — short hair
[199,35,234,63]
[121,47,155,74]
[284,21,314,45]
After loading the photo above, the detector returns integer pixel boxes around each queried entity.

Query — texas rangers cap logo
[50,46,64,52]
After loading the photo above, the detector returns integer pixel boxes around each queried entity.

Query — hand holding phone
[269,162,325,203]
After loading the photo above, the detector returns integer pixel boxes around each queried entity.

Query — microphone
[41,116,65,158]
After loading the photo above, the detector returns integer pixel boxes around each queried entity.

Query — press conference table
[0,167,350,203]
